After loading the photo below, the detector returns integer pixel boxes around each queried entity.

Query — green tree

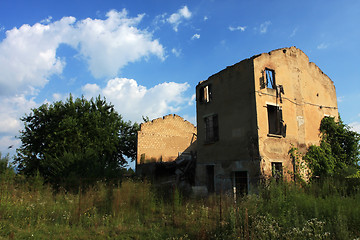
[15,95,139,187]
[305,117,360,178]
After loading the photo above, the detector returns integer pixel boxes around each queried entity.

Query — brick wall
[136,114,197,165]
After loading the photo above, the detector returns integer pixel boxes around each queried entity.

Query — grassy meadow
[0,173,360,240]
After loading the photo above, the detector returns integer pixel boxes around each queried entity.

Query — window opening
[206,165,215,193]
[233,171,248,197]
[267,105,286,137]
[272,162,283,181]
[265,69,276,89]
[204,114,219,143]
[199,84,212,103]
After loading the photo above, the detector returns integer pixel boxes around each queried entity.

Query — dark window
[233,171,248,196]
[204,114,219,143]
[199,84,212,103]
[267,105,286,137]
[272,162,283,181]
[265,68,276,89]
[206,165,215,193]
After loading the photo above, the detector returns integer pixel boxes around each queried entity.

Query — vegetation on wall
[304,116,360,178]
[14,95,139,188]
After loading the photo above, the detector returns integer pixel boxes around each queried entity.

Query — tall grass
[0,174,359,239]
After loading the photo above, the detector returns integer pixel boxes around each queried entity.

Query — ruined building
[136,114,197,185]
[136,47,338,195]
[196,47,338,194]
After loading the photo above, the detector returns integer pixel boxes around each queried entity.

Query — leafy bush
[305,117,360,178]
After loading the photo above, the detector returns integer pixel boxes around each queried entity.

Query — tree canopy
[305,116,360,178]
[15,95,139,187]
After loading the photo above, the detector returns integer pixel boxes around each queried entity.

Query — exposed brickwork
[136,114,197,165]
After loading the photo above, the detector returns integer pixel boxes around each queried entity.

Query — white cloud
[349,122,360,134]
[82,83,101,98]
[317,43,329,50]
[182,114,196,126]
[290,27,298,37]
[0,16,75,95]
[0,95,37,135]
[82,78,190,122]
[171,48,182,57]
[153,13,167,29]
[41,16,53,24]
[179,6,191,18]
[188,94,196,106]
[228,26,246,32]
[337,96,344,103]
[259,21,271,34]
[204,16,208,21]
[0,95,37,155]
[52,93,69,102]
[0,9,165,96]
[191,33,200,40]
[0,135,21,156]
[73,9,165,78]
[167,6,192,32]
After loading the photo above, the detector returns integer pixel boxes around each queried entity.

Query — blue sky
[1,0,360,167]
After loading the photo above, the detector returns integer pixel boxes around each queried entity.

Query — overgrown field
[0,175,359,239]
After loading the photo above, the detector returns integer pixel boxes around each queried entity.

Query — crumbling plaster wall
[136,114,197,165]
[196,58,260,191]
[253,47,338,179]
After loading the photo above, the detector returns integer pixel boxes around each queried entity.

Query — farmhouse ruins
[136,46,338,195]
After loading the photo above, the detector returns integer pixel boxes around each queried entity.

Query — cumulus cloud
[349,122,360,134]
[0,95,37,154]
[82,83,101,97]
[259,21,271,34]
[191,33,200,40]
[228,26,246,32]
[0,136,21,156]
[0,9,165,95]
[188,94,196,106]
[82,78,190,122]
[52,93,70,102]
[204,16,208,21]
[0,95,37,135]
[73,10,165,78]
[0,16,75,95]
[167,6,192,32]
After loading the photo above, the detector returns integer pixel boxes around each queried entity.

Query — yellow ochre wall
[253,47,338,178]
[136,114,197,165]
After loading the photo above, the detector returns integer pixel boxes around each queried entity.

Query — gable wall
[253,47,338,179]
[136,114,197,165]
